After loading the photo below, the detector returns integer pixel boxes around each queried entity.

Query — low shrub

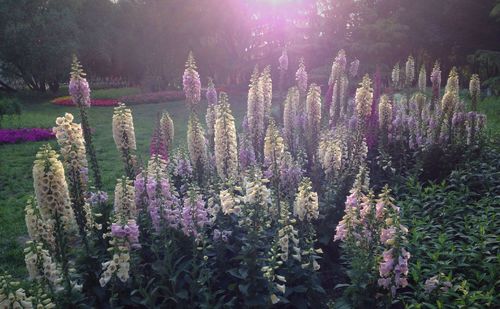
[0,97,22,127]
[395,148,500,308]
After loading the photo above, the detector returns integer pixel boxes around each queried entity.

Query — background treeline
[1,0,499,93]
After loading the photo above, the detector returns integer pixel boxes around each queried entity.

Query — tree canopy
[0,0,499,92]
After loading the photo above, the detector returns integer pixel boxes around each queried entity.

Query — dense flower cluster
[14,49,491,308]
[0,128,54,144]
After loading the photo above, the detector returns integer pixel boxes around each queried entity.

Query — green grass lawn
[0,89,498,277]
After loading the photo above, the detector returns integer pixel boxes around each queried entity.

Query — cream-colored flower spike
[214,92,238,180]
[469,74,480,111]
[405,55,415,86]
[392,63,400,87]
[114,177,136,220]
[264,119,285,166]
[32,145,76,233]
[293,178,319,221]
[283,87,299,147]
[112,103,137,152]
[445,67,460,97]
[355,75,373,128]
[247,66,265,153]
[378,95,392,131]
[260,66,273,119]
[318,131,343,176]
[160,112,174,151]
[187,114,207,168]
[418,65,426,92]
[306,83,322,142]
[53,112,88,188]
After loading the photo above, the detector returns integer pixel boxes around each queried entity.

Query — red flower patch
[51,97,119,107]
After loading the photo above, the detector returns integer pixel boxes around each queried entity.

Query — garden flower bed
[0,128,54,144]
[51,96,119,107]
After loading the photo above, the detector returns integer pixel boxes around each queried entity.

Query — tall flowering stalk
[100,177,140,287]
[136,155,180,231]
[334,171,410,305]
[391,63,400,88]
[260,66,273,123]
[306,84,321,163]
[69,56,102,189]
[206,78,218,151]
[355,75,374,137]
[293,178,319,222]
[278,47,288,105]
[187,113,207,182]
[378,95,392,149]
[328,50,347,126]
[293,178,321,273]
[405,56,415,87]
[247,67,265,161]
[53,113,92,242]
[283,87,299,153]
[112,103,137,179]
[318,130,344,178]
[214,92,238,181]
[418,65,426,92]
[238,121,256,173]
[430,61,441,110]
[264,120,285,207]
[181,190,209,240]
[434,68,459,142]
[296,58,308,96]
[469,74,480,111]
[183,51,201,113]
[160,112,174,154]
[33,145,76,289]
[445,67,460,98]
[349,59,360,78]
[150,117,169,161]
